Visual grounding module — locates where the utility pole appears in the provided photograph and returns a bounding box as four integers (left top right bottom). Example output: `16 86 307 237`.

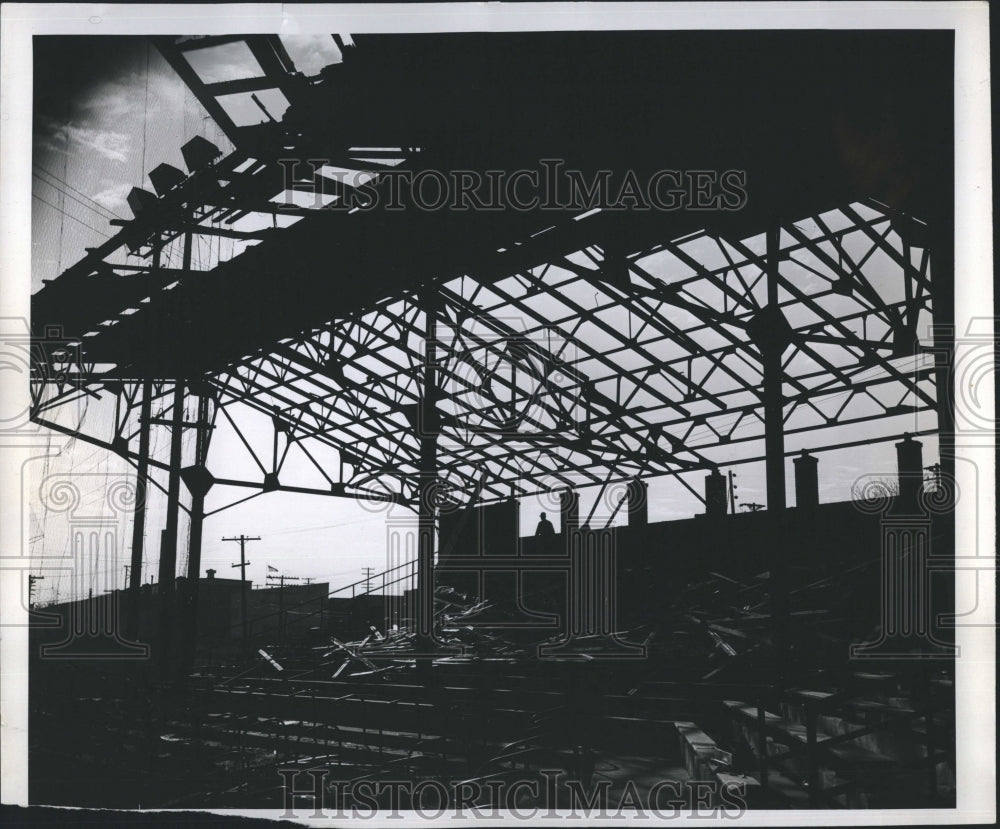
361 567 375 595
123 565 130 592
224 535 260 656
925 462 942 493
266 571 300 641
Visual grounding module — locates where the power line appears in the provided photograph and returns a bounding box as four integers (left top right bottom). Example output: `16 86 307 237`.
141 41 150 180
32 176 120 229
32 164 123 220
255 515 382 537
32 193 107 237
54 146 67 274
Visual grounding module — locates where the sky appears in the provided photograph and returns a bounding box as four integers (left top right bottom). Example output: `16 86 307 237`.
28 34 939 606
32 38 232 289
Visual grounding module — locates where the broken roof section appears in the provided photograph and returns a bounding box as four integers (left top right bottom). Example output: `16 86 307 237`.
161 34 347 140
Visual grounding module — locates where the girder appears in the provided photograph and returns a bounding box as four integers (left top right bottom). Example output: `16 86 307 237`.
32 196 938 508
30 31 946 510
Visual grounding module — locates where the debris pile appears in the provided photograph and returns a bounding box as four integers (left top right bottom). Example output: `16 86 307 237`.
230 553 883 689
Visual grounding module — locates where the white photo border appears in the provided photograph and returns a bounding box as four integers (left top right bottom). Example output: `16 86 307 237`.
1 3 993 825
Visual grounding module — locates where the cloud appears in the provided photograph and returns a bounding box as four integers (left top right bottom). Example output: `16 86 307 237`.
91 182 133 212
38 118 131 163
71 126 131 163
280 34 343 77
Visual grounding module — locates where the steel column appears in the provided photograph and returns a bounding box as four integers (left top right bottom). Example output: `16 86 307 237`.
764 222 789 672
182 391 213 668
157 380 185 675
416 288 440 649
127 377 153 640
764 224 786 514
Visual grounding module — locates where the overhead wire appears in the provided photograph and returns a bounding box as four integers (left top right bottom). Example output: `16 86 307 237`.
55 138 69 273
32 193 108 238
33 174 119 228
141 41 150 180
32 164 123 221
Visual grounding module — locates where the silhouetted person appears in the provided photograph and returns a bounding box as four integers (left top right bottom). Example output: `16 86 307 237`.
535 512 555 538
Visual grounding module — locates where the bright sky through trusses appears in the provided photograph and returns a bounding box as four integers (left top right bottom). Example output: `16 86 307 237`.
29 35 937 606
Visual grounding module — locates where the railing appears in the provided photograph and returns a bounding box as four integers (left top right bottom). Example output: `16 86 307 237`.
728 674 952 808
330 558 417 600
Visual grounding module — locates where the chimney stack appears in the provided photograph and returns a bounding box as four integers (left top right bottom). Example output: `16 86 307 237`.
896 434 924 510
627 479 648 527
559 489 580 534
793 450 819 510
705 469 728 517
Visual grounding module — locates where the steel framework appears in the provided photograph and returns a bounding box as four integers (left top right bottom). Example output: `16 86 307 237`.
30 190 940 509
28 34 951 656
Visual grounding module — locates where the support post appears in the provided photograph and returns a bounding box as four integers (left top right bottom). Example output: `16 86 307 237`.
763 224 787 515
416 287 440 651
128 243 161 641
755 221 791 674
127 378 153 640
157 232 191 676
182 390 214 670
157 380 185 677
